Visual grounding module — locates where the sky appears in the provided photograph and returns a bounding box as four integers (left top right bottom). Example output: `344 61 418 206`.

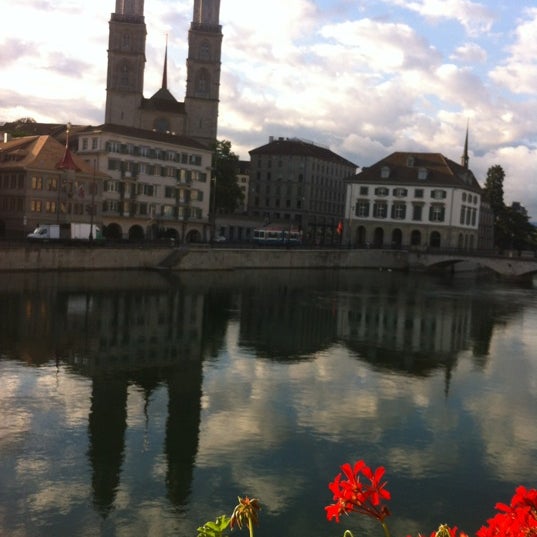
1 0 537 217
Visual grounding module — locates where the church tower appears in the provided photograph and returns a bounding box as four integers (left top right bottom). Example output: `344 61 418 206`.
104 0 147 126
104 0 222 147
184 0 223 146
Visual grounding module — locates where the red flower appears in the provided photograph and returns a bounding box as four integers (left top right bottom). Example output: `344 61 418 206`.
325 460 391 523
477 486 537 537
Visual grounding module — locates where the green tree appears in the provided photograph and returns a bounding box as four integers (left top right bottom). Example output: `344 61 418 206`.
211 140 244 214
482 164 505 216
482 164 537 250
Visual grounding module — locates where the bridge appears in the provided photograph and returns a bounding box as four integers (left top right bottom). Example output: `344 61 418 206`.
408 250 537 278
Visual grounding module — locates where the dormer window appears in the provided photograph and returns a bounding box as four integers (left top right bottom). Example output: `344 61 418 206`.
418 167 428 180
407 155 415 167
380 166 390 179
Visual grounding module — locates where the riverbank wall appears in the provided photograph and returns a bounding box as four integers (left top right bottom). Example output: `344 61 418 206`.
0 244 410 272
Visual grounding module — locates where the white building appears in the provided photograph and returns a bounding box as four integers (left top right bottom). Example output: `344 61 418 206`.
75 124 213 242
344 151 483 250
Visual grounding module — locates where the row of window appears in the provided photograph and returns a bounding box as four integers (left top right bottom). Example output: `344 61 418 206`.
355 200 478 226
357 201 442 222
102 201 203 219
29 200 90 215
358 186 479 204
100 140 204 166
255 156 350 177
107 159 207 182
0 173 25 190
0 196 24 212
103 180 204 202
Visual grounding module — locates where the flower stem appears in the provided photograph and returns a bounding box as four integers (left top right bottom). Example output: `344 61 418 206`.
381 521 392 537
248 517 254 537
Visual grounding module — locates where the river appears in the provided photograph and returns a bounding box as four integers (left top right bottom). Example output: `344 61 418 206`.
0 269 535 537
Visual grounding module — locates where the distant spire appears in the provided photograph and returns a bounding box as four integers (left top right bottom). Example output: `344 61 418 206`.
461 119 469 169
162 34 168 90
56 122 80 171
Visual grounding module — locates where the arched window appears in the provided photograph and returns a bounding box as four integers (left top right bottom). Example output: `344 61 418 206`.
410 230 421 246
430 231 441 248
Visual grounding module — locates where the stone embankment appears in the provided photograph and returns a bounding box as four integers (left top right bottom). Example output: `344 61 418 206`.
0 243 410 272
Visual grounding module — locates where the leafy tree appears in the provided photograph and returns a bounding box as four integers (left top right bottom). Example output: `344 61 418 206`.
482 164 537 250
482 165 505 216
211 140 244 214
496 205 537 251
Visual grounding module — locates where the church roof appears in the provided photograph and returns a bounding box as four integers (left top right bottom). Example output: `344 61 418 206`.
140 89 186 114
353 152 481 191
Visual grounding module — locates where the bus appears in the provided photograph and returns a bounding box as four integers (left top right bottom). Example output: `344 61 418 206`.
252 226 303 246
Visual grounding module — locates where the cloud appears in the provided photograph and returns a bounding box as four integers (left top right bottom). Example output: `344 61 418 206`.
489 7 537 95
0 39 37 68
385 0 495 36
450 42 488 64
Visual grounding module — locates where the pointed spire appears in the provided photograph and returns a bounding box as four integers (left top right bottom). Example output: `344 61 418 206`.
461 119 469 169
56 122 81 172
162 34 168 90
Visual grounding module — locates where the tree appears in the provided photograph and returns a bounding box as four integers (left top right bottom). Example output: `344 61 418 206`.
482 164 537 250
211 140 244 214
482 165 505 216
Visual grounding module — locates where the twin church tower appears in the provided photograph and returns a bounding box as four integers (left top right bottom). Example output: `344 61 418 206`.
104 0 222 147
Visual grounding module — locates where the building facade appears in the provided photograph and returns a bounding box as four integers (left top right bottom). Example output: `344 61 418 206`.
74 124 212 241
0 134 105 238
344 151 484 250
105 0 222 148
248 137 357 245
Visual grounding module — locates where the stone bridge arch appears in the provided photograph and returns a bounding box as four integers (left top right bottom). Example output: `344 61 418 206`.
413 253 537 278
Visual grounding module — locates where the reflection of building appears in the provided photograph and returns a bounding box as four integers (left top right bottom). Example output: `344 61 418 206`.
74 124 212 241
336 275 474 379
345 145 484 250
248 137 357 245
239 280 339 359
0 134 106 238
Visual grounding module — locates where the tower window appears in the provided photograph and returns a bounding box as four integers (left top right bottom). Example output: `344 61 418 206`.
200 41 211 60
119 61 131 88
121 33 131 50
196 68 210 94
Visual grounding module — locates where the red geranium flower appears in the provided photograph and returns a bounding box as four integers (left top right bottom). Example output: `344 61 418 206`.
325 460 391 523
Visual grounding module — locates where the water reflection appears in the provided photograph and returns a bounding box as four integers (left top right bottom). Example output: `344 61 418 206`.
0 269 535 537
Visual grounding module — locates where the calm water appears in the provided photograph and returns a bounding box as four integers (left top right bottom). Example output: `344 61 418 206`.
0 268 536 537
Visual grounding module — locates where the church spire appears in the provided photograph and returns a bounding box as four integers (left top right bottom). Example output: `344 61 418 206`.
162 34 168 90
461 120 469 169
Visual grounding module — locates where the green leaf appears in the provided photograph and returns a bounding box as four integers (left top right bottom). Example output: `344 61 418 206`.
197 515 231 537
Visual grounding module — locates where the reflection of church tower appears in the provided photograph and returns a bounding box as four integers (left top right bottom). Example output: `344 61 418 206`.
165 363 202 506
87 376 128 517
104 0 222 147
184 0 223 145
105 0 147 126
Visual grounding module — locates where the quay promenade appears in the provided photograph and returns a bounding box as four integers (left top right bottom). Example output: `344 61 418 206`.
0 242 536 278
